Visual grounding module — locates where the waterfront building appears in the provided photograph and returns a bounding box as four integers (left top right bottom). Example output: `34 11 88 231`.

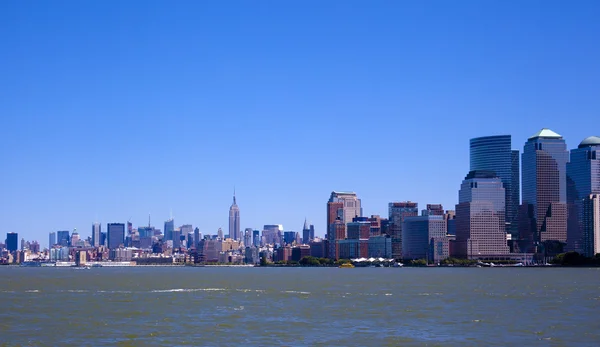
92 223 101 247
583 194 600 257
327 191 361 258
57 230 70 246
455 171 510 258
229 191 241 241
6 232 18 252
49 232 56 248
347 217 371 240
164 218 175 241
470 135 520 238
328 219 346 259
107 223 125 250
567 136 600 253
245 246 259 264
521 129 569 250
309 239 327 258
274 246 292 262
402 215 448 263
367 234 392 258
389 201 419 260
291 245 311 262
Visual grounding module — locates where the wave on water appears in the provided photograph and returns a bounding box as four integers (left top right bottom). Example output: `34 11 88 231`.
25 290 40 293
282 290 311 295
150 288 228 293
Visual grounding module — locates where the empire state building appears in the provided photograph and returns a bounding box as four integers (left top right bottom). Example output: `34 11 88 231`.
229 191 240 241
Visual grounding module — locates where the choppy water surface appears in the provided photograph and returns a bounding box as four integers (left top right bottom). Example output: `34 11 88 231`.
1 267 599 346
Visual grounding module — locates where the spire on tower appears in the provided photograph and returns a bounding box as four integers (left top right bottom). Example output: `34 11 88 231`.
303 217 309 230
233 186 237 205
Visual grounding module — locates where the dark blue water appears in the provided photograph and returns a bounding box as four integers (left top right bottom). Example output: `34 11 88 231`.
0 266 598 346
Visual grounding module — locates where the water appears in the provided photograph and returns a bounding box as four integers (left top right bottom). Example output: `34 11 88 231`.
1 267 599 346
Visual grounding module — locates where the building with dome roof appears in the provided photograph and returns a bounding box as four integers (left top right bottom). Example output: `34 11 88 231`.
567 136 600 255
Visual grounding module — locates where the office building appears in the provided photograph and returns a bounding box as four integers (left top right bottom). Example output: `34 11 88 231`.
57 230 70 247
6 232 18 252
583 194 600 257
164 218 174 241
302 219 313 244
470 135 520 237
291 245 311 262
194 227 201 249
455 171 510 258
229 191 240 241
521 129 569 249
244 228 253 246
347 217 371 240
402 215 448 263
262 225 282 245
422 204 445 216
567 136 600 253
107 223 125 250
49 232 56 248
283 231 297 245
389 202 419 259
92 223 101 247
368 235 392 258
252 230 260 247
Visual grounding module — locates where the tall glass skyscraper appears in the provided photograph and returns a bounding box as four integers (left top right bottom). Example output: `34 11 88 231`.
107 223 125 250
455 171 509 258
567 136 600 253
470 135 520 238
164 218 174 241
521 129 569 246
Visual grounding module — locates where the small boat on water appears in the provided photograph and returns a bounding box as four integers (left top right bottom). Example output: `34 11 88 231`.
339 263 355 268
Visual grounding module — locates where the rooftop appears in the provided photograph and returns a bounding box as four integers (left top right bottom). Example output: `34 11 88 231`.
528 128 562 140
578 136 600 148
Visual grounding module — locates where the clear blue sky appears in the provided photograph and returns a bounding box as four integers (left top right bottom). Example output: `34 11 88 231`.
1 1 599 245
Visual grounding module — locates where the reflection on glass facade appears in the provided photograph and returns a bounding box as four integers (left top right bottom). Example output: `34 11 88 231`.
470 135 520 238
521 129 568 244
567 136 600 253
455 171 509 258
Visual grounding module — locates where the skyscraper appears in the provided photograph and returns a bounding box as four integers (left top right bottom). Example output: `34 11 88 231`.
582 194 600 257
455 171 509 258
521 129 569 249
164 218 175 241
57 230 70 246
229 191 240 241
470 135 520 237
194 227 201 249
107 223 125 250
302 219 313 244
6 232 18 252
327 191 361 258
92 222 101 247
389 202 419 260
49 232 56 248
567 136 600 253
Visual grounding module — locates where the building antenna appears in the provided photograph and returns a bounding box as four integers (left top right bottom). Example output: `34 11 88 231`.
148 213 151 228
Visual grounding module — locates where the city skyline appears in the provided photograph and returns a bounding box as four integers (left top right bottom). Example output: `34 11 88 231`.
2 1 599 243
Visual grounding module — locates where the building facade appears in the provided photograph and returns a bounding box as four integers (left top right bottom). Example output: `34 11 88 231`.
389 202 419 260
567 136 600 253
92 223 101 247
229 192 240 241
164 219 174 241
402 215 448 263
470 135 520 238
5 232 18 252
49 232 56 248
583 194 600 257
107 223 125 250
521 129 569 249
455 171 510 258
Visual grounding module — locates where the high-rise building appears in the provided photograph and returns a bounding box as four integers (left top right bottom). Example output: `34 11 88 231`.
244 228 253 246
49 232 56 248
521 129 569 249
422 204 445 216
283 231 297 245
582 194 600 257
164 218 175 241
470 135 520 238
194 227 201 249
107 223 125 250
217 227 224 240
326 192 361 259
173 228 182 249
6 232 18 252
229 191 240 241
252 230 260 247
567 136 600 253
92 223 101 247
455 171 510 258
402 215 448 263
302 219 313 244
389 202 419 260
57 230 70 247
